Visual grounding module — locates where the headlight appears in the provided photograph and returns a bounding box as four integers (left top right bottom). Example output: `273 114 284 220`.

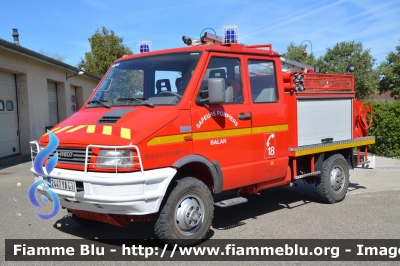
96 150 133 168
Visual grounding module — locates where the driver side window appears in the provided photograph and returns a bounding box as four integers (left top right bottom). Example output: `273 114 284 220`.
200 57 243 104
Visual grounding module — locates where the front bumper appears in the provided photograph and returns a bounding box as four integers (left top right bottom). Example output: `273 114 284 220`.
31 167 177 215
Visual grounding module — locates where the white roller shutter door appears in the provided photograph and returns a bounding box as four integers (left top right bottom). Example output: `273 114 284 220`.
0 70 20 158
297 99 352 146
47 81 58 126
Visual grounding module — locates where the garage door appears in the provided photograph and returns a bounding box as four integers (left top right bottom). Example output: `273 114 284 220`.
0 70 20 158
48 81 59 126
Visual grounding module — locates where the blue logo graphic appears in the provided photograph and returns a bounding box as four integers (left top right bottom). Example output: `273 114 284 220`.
33 130 59 176
29 130 60 220
28 180 60 220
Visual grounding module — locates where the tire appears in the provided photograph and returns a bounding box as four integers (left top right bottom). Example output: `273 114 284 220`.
68 210 100 226
155 177 214 246
316 154 349 204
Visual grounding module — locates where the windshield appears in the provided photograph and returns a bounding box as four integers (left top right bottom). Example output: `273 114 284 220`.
87 52 202 108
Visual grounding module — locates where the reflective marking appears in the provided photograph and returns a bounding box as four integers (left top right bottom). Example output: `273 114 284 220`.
86 125 96 133
53 126 73 133
66 125 87 132
103 125 112 135
193 128 251 140
252 124 288 134
294 139 375 156
42 125 133 140
147 124 289 146
120 128 131 139
148 134 191 146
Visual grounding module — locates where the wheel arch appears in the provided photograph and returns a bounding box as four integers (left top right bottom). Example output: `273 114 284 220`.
314 148 354 172
172 155 223 194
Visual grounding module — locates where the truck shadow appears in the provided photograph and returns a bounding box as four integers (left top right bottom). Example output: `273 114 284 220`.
53 186 322 243
347 182 367 192
212 187 317 230
53 214 159 240
0 156 30 170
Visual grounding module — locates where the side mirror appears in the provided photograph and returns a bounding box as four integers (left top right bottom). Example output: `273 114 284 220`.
208 78 225 104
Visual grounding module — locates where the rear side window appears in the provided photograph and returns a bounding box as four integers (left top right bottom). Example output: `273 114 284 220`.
0 100 4 111
248 60 278 103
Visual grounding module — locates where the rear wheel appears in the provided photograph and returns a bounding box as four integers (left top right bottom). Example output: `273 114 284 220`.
316 154 349 203
155 177 214 246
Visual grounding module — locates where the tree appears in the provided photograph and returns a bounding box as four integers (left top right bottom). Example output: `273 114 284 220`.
281 42 316 66
317 41 378 100
378 41 400 100
80 27 132 76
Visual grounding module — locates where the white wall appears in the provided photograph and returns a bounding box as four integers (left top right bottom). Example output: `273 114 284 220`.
0 48 99 155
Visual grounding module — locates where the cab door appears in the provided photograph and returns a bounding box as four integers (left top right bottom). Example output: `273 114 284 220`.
191 54 253 190
244 56 289 184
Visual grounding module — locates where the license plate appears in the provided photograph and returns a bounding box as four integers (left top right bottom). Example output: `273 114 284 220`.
51 178 76 192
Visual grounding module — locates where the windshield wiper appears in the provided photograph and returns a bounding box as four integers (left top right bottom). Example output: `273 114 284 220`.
87 100 111 108
117 97 155 108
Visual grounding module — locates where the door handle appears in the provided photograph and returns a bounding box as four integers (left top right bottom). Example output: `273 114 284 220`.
238 113 252 120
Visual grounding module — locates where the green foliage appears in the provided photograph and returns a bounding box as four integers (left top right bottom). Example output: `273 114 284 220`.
80 27 132 76
282 41 400 156
316 41 378 100
282 41 378 100
378 41 400 99
368 101 400 157
281 42 316 66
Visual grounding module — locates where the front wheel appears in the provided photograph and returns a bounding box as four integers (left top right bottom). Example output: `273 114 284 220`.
155 177 214 246
316 154 349 203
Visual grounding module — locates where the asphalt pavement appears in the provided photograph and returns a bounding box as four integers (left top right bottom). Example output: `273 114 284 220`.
0 155 399 265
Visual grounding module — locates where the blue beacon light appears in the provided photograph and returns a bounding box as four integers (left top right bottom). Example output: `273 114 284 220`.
138 41 152 53
223 25 239 44
140 44 150 53
225 29 236 43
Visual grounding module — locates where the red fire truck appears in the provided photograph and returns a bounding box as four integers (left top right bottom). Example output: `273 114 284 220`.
30 29 375 245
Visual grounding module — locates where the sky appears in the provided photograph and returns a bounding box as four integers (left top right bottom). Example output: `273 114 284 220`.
0 0 399 68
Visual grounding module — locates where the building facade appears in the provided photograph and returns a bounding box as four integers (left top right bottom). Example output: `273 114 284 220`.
0 38 101 159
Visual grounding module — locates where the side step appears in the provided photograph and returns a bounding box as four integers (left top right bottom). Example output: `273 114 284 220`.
214 197 248 208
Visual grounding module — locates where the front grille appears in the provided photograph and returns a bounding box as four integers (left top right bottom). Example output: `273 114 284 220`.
97 116 120 124
50 147 92 165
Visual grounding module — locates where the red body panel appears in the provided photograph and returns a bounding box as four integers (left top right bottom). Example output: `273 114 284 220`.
38 43 364 196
